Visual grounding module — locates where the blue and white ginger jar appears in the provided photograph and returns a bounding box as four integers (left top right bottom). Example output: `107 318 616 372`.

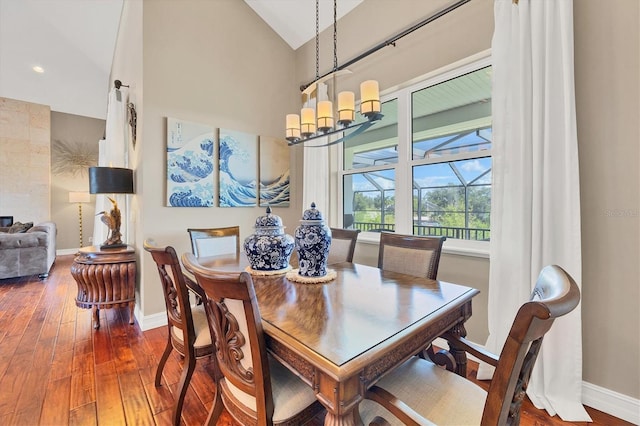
244 206 294 271
294 202 332 277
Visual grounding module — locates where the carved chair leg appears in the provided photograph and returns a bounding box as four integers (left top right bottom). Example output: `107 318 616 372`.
206 382 225 426
173 355 196 426
155 338 173 387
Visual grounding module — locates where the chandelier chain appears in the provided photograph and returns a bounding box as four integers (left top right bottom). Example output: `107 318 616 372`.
315 0 319 79
333 0 338 71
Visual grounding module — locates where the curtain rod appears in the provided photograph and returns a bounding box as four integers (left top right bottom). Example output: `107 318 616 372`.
300 0 471 92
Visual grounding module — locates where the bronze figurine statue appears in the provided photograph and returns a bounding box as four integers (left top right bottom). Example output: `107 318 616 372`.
97 197 125 248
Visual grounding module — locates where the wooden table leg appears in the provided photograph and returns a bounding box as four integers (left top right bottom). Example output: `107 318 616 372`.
128 301 135 325
92 306 100 329
324 410 359 426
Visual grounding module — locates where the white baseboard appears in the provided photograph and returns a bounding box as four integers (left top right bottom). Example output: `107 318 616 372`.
432 338 639 424
137 310 167 331
57 248 78 256
582 381 640 425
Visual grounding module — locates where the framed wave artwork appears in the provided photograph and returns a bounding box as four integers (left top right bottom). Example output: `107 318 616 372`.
259 136 290 207
166 118 215 207
218 128 258 207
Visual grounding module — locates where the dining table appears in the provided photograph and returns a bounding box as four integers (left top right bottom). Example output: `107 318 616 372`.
184 253 480 426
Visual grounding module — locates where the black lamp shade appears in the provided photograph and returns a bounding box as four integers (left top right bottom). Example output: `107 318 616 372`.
89 167 134 194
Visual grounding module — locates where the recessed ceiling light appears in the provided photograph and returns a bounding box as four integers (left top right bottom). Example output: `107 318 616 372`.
32 66 44 73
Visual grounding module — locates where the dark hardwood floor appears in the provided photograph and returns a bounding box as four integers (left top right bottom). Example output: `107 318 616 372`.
0 254 632 425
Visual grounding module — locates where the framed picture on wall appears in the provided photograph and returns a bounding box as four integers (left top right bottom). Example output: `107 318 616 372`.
166 118 215 207
259 136 290 207
218 128 258 207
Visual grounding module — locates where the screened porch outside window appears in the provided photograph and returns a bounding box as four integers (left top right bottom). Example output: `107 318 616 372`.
341 63 492 241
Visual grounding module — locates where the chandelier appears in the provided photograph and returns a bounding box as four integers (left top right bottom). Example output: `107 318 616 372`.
285 0 383 147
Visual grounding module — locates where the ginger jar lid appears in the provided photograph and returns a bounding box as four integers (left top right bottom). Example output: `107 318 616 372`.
301 202 324 221
254 206 284 228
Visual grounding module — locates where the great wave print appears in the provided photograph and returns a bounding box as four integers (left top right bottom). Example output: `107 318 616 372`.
166 118 215 207
219 129 258 207
259 136 290 207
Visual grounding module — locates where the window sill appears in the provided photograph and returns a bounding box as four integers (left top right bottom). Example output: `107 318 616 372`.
356 232 490 259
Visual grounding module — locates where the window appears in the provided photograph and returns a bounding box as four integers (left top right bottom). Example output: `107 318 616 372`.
340 58 492 242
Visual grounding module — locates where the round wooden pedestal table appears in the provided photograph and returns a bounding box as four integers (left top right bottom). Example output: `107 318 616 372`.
70 245 136 329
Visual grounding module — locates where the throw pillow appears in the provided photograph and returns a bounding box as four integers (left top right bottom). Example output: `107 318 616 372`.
8 221 34 233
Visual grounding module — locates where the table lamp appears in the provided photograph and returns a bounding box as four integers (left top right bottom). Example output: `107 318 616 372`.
69 191 91 248
89 167 134 249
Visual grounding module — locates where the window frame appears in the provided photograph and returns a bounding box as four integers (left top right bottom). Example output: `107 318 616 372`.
332 51 492 258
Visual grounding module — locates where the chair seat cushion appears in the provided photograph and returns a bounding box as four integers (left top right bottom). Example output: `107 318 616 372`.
171 304 212 348
223 355 320 422
270 355 320 423
359 357 487 426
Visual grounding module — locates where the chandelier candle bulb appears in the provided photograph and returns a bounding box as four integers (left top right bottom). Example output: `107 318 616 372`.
282 0 384 146
300 107 316 137
360 80 381 116
286 114 301 141
338 91 355 125
317 100 334 132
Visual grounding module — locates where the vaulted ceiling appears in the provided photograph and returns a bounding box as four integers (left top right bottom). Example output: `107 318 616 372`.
0 0 362 120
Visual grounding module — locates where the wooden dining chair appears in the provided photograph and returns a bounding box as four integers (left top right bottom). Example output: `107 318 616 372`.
182 253 325 426
143 240 216 426
377 232 446 280
378 232 446 358
359 265 582 426
327 227 361 264
187 225 240 258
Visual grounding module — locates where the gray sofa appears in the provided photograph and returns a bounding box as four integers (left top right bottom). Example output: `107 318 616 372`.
0 222 57 280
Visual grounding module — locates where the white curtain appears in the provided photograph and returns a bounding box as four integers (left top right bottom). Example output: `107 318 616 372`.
93 87 130 246
481 0 591 421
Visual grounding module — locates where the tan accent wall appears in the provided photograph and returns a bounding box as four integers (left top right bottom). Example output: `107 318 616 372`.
123 0 300 317
115 0 638 402
49 111 104 251
295 0 494 99
575 0 639 399
0 97 50 224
